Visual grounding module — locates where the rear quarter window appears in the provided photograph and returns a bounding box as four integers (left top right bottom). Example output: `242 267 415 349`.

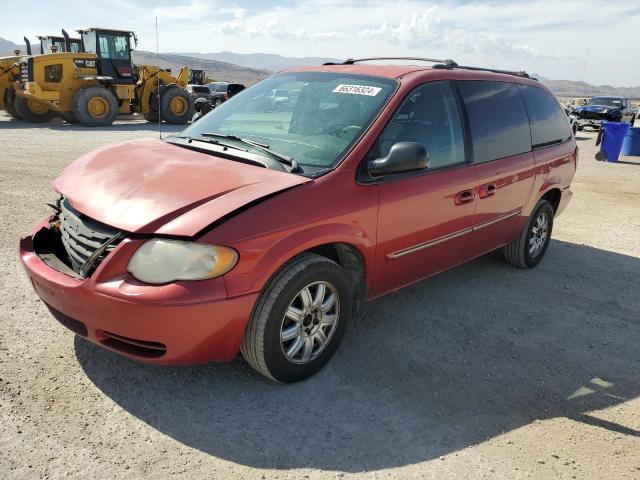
519 85 572 148
456 80 531 163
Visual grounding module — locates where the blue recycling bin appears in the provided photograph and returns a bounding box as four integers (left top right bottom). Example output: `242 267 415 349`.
596 122 630 162
621 127 640 156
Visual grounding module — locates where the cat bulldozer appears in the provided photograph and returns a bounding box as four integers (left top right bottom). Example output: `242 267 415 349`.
188 69 214 85
13 28 193 126
0 50 22 119
1 31 83 121
37 29 82 55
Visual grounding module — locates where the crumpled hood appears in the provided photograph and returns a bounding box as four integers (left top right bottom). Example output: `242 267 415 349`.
53 138 310 236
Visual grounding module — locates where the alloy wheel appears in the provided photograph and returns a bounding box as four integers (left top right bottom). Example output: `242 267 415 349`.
280 281 340 364
529 212 549 257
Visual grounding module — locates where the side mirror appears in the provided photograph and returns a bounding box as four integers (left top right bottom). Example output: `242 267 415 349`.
367 142 429 176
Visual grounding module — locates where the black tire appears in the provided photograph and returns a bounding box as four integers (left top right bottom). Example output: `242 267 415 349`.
213 97 222 107
572 123 577 135
504 200 554 269
143 110 159 122
576 125 583 131
159 88 193 125
630 116 636 126
13 96 56 123
241 253 353 383
4 89 22 119
72 86 118 127
62 111 78 124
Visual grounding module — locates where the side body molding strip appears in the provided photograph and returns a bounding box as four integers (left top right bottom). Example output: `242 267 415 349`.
387 209 521 259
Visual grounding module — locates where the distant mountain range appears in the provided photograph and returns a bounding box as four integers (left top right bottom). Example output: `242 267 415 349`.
0 37 41 55
2 37 639 97
132 51 269 86
173 51 340 73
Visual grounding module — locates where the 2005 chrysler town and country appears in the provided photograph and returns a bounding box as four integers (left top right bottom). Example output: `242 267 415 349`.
20 58 577 382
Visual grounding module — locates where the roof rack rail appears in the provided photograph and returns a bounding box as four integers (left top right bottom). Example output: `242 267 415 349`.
323 56 536 81
448 64 534 80
323 56 459 68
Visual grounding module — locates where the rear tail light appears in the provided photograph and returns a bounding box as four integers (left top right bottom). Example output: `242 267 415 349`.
224 92 229 100
116 66 132 77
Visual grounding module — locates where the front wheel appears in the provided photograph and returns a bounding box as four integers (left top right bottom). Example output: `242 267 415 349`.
241 253 352 383
159 88 193 125
13 96 56 123
504 200 554 269
4 89 22 119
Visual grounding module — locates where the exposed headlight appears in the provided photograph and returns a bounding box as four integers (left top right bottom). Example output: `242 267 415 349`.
127 239 238 284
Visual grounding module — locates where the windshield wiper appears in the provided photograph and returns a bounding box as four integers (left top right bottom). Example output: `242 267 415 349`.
201 132 300 171
174 135 248 152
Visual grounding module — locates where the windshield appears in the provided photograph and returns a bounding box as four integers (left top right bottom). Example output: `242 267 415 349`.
181 72 397 171
94 32 130 60
191 86 210 93
588 97 622 107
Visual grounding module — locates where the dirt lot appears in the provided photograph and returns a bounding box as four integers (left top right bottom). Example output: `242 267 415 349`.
1 113 639 479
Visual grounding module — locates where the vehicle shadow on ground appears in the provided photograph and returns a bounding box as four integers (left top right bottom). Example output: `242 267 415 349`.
0 117 185 133
75 240 640 472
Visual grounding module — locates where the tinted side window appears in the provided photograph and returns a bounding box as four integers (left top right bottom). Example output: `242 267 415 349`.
216 84 227 92
520 84 572 148
457 81 531 163
376 81 466 169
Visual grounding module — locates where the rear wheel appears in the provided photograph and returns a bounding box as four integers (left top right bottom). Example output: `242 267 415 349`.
504 200 554 269
630 116 636 126
13 96 56 123
72 86 118 127
159 88 192 124
241 253 352 383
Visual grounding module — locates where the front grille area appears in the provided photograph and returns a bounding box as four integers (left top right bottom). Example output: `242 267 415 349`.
59 198 123 277
578 111 604 120
20 58 33 83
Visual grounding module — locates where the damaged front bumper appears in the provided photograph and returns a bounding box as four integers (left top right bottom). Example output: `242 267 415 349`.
19 218 257 364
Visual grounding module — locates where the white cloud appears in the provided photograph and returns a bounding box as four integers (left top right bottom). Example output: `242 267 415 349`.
153 0 214 20
360 7 443 48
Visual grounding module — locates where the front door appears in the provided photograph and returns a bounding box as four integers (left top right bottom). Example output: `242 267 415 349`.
96 31 134 84
370 80 478 296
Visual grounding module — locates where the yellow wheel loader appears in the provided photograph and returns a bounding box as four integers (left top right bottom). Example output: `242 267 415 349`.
13 28 193 127
0 51 22 119
1 31 84 121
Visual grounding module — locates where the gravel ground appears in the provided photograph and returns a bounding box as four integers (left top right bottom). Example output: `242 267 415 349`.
1 113 639 479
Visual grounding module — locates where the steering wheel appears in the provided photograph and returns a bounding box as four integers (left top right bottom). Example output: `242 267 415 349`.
338 125 362 138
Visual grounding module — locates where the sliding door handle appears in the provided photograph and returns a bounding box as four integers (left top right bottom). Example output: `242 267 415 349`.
479 183 496 199
454 189 475 205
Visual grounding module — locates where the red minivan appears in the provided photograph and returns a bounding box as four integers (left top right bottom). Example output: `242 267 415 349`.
20 58 577 382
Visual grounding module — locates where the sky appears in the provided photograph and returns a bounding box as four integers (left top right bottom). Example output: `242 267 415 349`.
1 0 639 86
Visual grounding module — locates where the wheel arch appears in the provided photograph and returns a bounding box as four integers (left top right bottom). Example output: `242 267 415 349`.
541 187 562 214
222 225 375 312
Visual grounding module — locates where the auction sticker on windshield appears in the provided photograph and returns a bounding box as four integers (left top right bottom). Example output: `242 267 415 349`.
333 84 382 96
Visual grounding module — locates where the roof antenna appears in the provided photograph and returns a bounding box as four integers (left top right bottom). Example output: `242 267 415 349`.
155 16 162 140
